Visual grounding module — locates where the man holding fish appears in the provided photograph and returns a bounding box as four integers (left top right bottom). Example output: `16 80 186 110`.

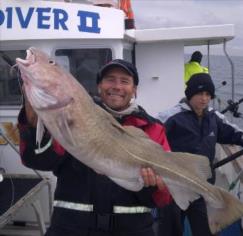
17 57 172 236
17 48 243 236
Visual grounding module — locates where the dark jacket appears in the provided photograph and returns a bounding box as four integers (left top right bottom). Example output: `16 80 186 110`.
158 101 243 183
17 104 172 234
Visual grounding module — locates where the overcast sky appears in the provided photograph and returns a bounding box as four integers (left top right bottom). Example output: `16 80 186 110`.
131 0 243 56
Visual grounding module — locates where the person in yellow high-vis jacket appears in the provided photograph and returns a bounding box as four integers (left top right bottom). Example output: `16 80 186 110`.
184 51 209 85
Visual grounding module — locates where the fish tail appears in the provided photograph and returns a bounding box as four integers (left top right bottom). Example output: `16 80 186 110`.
206 187 243 234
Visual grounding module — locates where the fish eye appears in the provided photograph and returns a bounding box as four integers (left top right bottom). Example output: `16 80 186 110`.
49 60 56 65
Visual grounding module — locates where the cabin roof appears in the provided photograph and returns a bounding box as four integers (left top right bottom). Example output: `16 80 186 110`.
125 24 234 45
0 0 234 46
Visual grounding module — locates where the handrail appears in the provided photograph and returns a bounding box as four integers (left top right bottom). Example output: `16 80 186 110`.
213 149 243 169
207 41 211 72
223 39 235 102
0 128 53 219
217 145 243 191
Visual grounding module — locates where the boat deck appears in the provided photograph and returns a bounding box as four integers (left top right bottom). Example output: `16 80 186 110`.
0 175 51 236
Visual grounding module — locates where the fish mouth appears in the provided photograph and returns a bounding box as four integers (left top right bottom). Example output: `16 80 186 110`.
16 48 35 67
16 48 36 84
16 47 74 111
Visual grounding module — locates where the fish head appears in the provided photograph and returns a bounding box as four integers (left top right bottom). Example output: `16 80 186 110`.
16 47 73 111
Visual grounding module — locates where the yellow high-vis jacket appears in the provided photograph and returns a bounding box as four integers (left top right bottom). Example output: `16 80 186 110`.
184 61 208 85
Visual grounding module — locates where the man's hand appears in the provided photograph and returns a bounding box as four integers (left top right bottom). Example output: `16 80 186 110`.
22 85 38 127
141 167 166 190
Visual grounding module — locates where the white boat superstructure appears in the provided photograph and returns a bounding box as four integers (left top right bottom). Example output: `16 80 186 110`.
0 1 241 235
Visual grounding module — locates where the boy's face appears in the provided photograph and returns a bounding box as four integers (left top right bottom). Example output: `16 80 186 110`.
189 91 211 115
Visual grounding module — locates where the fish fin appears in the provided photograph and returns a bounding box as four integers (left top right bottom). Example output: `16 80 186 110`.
109 176 144 191
164 151 212 181
56 110 77 147
206 188 243 234
31 87 58 109
164 179 201 210
30 86 73 110
36 117 45 149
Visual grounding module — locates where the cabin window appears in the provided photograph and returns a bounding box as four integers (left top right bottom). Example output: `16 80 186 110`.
0 50 24 106
0 48 112 106
55 48 112 97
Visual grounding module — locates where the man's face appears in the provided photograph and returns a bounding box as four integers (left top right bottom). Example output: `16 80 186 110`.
189 91 211 115
98 67 137 111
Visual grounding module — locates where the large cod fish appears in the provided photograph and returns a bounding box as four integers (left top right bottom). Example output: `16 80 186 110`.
16 48 243 234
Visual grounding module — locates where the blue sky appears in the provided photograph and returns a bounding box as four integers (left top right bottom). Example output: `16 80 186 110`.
131 0 243 56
